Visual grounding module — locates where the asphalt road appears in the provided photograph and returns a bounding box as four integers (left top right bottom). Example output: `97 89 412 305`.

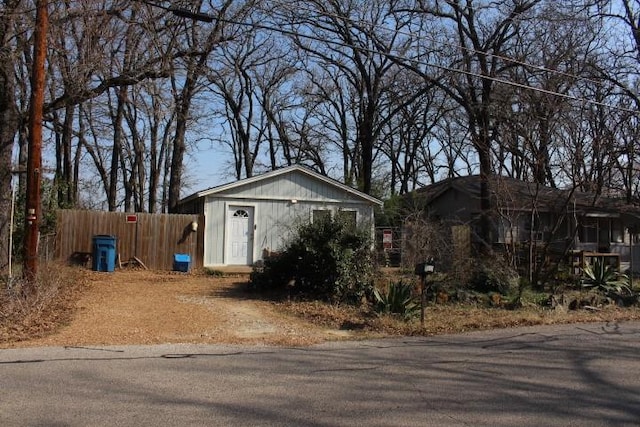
1 321 639 426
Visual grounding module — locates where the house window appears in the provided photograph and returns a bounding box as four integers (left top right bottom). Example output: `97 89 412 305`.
524 216 538 241
598 219 610 245
497 217 516 244
524 213 553 242
312 209 331 223
579 219 598 243
579 217 623 244
337 210 357 228
611 220 623 243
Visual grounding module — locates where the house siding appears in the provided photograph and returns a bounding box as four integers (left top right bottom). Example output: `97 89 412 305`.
203 196 373 267
203 198 226 266
191 168 378 267
212 170 367 203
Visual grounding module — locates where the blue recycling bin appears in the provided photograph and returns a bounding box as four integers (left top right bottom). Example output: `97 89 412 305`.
173 253 191 272
92 235 117 272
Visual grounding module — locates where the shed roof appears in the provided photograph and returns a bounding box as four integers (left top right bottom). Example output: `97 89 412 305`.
178 164 383 206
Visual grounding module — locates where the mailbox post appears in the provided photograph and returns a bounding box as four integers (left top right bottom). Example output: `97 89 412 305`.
415 258 435 327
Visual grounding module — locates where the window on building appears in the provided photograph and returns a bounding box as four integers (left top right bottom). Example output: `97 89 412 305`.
337 210 357 228
497 217 515 244
598 219 610 245
579 219 598 243
233 209 249 218
524 213 554 241
579 217 624 244
611 220 623 243
312 209 331 223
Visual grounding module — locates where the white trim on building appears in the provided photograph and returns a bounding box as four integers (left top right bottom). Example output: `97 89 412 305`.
178 165 382 267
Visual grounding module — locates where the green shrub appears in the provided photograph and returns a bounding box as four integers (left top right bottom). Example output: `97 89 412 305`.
250 216 375 304
373 281 419 320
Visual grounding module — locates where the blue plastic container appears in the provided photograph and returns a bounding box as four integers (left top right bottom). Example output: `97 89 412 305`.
173 253 191 272
92 235 117 272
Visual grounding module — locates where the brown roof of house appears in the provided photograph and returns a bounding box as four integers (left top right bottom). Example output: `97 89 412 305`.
413 175 640 216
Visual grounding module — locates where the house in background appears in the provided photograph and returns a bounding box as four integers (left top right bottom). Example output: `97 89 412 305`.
177 165 382 268
406 175 640 271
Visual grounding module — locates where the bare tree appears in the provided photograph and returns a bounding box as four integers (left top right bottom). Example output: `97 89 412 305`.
46 0 121 208
0 0 23 270
431 111 476 179
496 2 602 187
578 85 620 197
27 0 184 215
591 0 640 201
378 72 451 194
123 79 176 213
271 0 415 193
253 46 305 170
205 23 270 179
610 100 640 203
167 0 256 212
299 66 359 185
398 0 542 248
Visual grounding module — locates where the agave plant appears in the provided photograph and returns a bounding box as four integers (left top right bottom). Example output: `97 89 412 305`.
373 281 420 320
581 258 632 296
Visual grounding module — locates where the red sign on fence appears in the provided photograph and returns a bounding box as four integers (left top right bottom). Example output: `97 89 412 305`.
383 229 393 249
126 214 138 223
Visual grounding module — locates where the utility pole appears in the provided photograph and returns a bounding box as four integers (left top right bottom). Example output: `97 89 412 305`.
20 1 208 281
23 0 48 282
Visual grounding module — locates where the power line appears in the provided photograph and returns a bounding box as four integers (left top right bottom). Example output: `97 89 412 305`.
264 0 611 90
136 0 213 22
39 0 639 116
172 2 639 116
45 0 621 100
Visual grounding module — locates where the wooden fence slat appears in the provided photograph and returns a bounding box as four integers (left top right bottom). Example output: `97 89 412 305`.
55 210 204 271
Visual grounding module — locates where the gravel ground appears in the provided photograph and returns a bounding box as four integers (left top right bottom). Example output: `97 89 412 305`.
3 269 345 348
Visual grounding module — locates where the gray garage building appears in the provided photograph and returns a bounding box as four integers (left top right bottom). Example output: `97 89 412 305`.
176 165 382 268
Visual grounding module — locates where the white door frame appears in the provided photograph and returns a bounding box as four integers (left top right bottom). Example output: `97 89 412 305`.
223 203 256 265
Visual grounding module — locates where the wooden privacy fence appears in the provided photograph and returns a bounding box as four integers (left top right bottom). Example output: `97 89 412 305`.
55 210 205 271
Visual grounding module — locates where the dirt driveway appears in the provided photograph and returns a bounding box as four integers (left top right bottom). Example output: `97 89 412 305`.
16 270 348 348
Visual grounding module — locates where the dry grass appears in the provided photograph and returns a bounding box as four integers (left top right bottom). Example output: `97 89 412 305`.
2 264 640 347
0 264 88 343
276 300 640 338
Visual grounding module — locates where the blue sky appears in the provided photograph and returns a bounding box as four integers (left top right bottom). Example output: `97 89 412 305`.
184 143 235 193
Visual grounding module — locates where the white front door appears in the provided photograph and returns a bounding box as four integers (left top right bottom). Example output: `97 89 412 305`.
227 206 254 265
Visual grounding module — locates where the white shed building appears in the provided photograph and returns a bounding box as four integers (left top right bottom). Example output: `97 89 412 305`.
177 165 383 267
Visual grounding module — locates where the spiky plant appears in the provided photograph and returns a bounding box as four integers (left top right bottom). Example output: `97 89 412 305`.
581 258 632 296
373 281 420 320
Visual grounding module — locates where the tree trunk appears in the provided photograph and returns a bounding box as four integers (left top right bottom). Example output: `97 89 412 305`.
168 87 190 213
53 103 75 208
108 87 126 211
0 0 21 271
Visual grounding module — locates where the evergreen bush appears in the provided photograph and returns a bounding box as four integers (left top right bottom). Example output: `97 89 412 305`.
250 216 375 304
